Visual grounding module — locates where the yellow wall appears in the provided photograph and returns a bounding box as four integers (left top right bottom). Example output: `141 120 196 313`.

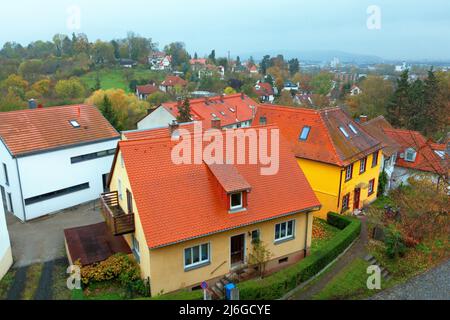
148 212 312 295
297 152 381 218
110 150 315 296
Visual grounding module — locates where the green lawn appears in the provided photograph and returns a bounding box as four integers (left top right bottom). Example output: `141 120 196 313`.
311 218 341 254
0 269 15 299
80 67 167 92
22 263 44 300
312 258 383 300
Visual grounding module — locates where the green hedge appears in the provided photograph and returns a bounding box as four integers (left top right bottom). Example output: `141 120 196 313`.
237 212 361 300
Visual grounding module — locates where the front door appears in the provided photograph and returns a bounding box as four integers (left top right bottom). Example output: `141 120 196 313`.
230 234 245 266
353 188 361 210
0 186 7 213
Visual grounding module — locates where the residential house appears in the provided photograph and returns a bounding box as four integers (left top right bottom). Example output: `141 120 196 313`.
361 116 401 193
190 58 208 72
198 64 225 80
98 125 320 295
254 82 275 103
282 81 299 92
119 59 137 68
350 85 362 96
136 93 259 131
136 84 160 100
254 105 383 218
0 195 13 280
293 94 314 108
249 65 259 75
383 129 447 188
0 105 120 221
149 52 172 71
159 75 188 94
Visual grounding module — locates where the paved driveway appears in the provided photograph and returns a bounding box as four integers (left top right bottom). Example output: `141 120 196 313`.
6 201 103 267
371 259 450 300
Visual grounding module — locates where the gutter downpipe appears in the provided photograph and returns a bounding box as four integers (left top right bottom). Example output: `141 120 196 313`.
337 168 345 213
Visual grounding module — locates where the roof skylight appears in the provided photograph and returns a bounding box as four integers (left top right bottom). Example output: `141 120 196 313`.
348 123 358 134
339 126 349 138
69 120 81 128
299 126 311 141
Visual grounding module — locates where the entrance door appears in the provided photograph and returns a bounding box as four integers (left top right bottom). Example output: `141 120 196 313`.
230 234 245 266
0 186 7 213
353 188 361 210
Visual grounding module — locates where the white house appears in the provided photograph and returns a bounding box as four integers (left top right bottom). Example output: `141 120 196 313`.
0 195 13 280
350 85 362 96
0 105 120 221
149 52 172 71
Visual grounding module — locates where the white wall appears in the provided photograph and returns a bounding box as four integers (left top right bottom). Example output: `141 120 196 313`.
0 195 13 280
14 139 118 221
391 166 440 189
137 106 176 130
0 140 21 219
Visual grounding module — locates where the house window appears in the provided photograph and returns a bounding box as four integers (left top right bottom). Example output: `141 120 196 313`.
348 123 358 134
132 234 140 263
405 149 416 162
275 220 295 242
118 179 123 201
71 149 116 164
230 192 243 211
345 164 353 181
251 230 260 244
24 183 90 206
299 126 311 141
2 163 9 186
7 193 13 213
372 151 379 167
368 179 375 196
184 243 210 270
360 157 367 174
342 193 350 211
339 127 350 139
259 116 267 126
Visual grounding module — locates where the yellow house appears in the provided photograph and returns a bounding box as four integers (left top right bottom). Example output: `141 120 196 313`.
101 125 321 296
254 105 383 219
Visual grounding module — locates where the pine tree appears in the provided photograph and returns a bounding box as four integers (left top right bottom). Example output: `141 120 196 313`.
423 68 446 137
177 98 192 123
406 79 425 131
387 70 410 128
100 95 120 130
94 72 101 91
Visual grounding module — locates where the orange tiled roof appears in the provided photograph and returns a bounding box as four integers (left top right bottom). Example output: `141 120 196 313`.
362 116 400 157
383 128 446 175
163 94 258 129
0 105 119 157
254 104 382 167
123 123 196 140
115 126 320 248
161 75 188 87
136 84 159 95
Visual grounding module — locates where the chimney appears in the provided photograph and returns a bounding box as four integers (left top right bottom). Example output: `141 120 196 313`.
241 92 245 100
28 99 37 109
205 97 210 105
169 120 180 137
211 117 221 130
359 115 368 123
220 94 225 102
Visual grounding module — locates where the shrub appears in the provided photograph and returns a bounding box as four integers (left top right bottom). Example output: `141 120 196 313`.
238 213 361 300
385 225 406 259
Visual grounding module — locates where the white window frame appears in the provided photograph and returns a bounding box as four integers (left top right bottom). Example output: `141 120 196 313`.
345 164 353 181
360 157 367 173
274 220 295 243
184 243 210 270
230 192 243 211
368 179 375 195
405 148 416 162
339 126 350 138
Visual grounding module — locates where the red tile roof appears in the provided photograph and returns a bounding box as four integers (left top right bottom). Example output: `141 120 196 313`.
206 163 252 194
254 105 382 167
254 82 274 97
136 84 159 95
161 75 188 87
190 58 208 65
362 116 400 157
123 123 196 140
162 94 259 129
114 126 320 248
383 128 446 175
0 105 119 156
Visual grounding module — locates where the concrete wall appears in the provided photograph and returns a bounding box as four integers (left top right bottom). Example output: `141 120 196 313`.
12 139 119 221
0 195 13 280
137 106 176 130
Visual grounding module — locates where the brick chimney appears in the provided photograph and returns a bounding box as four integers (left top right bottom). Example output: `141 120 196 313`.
169 120 180 136
241 92 245 100
211 117 221 130
28 99 37 109
220 94 225 102
360 115 368 123
205 97 210 105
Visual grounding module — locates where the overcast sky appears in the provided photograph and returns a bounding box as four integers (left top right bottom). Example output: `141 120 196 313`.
1 0 449 61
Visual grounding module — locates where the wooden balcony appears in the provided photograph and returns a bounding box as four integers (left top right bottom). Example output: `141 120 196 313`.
100 191 135 236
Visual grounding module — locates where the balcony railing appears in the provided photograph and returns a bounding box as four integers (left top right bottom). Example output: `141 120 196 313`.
100 191 135 236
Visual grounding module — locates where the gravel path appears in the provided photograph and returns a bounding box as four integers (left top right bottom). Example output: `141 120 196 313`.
371 259 450 300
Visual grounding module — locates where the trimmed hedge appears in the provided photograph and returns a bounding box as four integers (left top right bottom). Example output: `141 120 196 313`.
237 213 361 300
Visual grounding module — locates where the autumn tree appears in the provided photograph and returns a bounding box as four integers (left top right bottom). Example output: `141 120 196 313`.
99 95 120 130
55 78 86 100
386 70 410 128
177 98 192 123
310 72 333 95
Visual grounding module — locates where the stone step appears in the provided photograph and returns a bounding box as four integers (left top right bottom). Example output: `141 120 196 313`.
211 285 224 299
216 281 224 292
220 278 230 287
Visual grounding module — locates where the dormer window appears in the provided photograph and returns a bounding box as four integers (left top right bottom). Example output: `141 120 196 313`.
339 126 349 139
69 120 80 128
405 148 417 162
299 126 311 141
260 116 267 126
230 192 243 211
348 123 358 134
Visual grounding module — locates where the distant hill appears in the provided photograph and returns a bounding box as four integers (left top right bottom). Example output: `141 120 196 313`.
238 50 385 64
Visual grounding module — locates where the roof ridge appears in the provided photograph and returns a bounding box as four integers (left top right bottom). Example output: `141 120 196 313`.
0 104 92 115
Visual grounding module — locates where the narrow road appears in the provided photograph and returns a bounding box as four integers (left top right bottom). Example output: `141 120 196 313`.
289 216 368 300
371 259 450 300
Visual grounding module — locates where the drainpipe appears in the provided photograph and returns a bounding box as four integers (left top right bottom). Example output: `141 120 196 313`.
304 212 310 257
336 168 344 212
15 158 27 222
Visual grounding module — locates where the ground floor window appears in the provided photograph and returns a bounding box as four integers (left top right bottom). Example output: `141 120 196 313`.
184 243 210 270
368 179 375 196
251 229 260 244
342 193 350 211
24 182 90 205
275 220 295 242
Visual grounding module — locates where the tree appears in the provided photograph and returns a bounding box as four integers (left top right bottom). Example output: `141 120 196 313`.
277 90 295 106
177 98 192 123
31 79 51 97
387 70 410 128
146 91 171 107
208 49 216 64
1 74 29 98
94 72 102 91
99 95 120 130
164 42 190 69
288 58 300 76
55 78 86 100
224 87 237 95
0 88 27 112
248 240 273 278
194 52 198 60
18 59 43 82
310 72 333 95
92 40 115 65
422 68 447 137
260 55 271 75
